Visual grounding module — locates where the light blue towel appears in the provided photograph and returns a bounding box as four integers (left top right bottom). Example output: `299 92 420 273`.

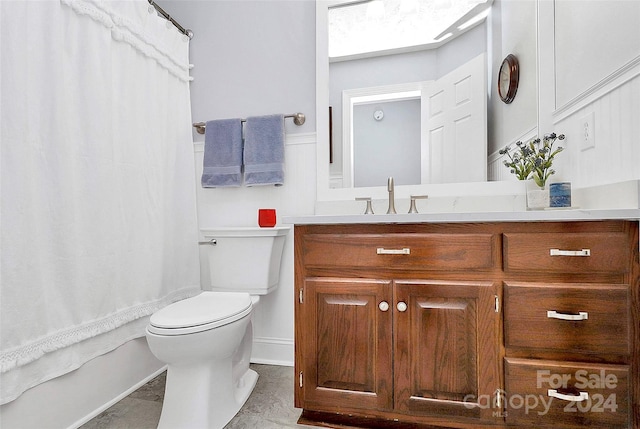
201 118 243 187
243 114 285 186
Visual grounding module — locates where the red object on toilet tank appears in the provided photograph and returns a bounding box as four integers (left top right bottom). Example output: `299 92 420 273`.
258 209 276 227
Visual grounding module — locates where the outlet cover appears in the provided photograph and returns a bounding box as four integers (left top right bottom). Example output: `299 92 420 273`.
579 112 595 151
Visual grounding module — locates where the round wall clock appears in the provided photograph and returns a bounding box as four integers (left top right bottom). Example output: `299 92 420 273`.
498 54 519 104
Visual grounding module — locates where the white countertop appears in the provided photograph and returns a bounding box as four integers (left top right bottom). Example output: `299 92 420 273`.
283 209 640 225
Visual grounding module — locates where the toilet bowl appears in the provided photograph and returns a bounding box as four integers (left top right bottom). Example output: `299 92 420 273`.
145 226 289 429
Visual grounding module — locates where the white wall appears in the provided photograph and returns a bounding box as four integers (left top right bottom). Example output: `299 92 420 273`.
353 99 421 187
487 0 538 158
553 0 640 108
164 0 317 365
176 0 316 134
488 0 640 188
539 0 640 188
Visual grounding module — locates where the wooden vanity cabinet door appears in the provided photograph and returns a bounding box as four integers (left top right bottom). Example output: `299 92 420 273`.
300 277 394 412
394 280 501 421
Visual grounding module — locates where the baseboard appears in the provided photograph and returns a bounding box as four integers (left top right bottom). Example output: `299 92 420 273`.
251 336 294 367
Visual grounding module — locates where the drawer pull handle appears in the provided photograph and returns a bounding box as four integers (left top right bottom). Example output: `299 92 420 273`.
550 248 590 257
379 301 390 312
547 310 588 321
547 389 589 402
377 247 410 255
397 301 408 312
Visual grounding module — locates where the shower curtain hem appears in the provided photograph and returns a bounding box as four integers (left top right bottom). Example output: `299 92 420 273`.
0 286 200 374
0 286 200 405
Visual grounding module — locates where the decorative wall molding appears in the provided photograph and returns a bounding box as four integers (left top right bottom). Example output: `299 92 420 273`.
284 132 317 146
554 55 640 123
487 126 538 182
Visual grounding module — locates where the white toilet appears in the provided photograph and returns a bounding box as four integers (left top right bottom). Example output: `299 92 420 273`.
145 226 289 429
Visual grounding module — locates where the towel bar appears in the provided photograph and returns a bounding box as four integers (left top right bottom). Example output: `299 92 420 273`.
193 113 305 134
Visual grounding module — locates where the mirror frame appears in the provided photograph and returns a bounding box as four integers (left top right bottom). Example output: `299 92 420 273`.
316 0 332 201
315 0 523 204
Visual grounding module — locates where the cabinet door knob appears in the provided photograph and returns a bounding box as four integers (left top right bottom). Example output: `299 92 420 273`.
397 301 408 312
378 301 389 312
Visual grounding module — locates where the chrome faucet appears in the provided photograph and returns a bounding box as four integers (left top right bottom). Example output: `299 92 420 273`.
387 177 396 214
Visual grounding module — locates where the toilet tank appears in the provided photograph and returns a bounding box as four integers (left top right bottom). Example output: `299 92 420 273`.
199 227 289 295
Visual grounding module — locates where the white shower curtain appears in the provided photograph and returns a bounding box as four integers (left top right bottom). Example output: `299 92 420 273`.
0 0 200 404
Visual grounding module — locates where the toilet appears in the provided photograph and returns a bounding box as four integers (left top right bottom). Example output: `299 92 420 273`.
145 226 289 429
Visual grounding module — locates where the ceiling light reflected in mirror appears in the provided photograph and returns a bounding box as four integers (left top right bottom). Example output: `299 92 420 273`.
328 0 489 58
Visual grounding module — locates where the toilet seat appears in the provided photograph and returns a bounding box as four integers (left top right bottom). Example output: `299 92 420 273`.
147 291 252 336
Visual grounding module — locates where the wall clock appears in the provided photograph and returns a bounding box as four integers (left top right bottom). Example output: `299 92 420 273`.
498 54 519 104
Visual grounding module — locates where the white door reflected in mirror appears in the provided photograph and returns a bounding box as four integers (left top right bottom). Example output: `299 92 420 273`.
341 54 487 188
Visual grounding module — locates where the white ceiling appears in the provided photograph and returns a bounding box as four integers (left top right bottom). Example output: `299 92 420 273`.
329 0 488 58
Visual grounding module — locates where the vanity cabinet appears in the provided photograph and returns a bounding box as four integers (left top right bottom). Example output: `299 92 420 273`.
294 223 503 427
294 221 639 429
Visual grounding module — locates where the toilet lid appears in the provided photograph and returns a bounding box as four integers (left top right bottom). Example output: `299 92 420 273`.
149 292 252 333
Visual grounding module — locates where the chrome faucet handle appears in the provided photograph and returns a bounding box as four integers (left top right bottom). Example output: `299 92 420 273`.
387 177 396 214
355 197 374 214
408 195 429 213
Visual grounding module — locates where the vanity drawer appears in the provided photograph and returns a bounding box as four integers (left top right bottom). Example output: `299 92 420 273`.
504 358 630 428
503 231 630 274
504 282 629 355
300 233 496 271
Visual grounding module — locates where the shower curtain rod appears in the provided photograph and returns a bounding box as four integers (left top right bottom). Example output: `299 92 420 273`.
192 113 306 135
148 0 193 39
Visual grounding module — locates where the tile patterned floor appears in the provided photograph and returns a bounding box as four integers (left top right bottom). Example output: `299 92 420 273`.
81 364 315 429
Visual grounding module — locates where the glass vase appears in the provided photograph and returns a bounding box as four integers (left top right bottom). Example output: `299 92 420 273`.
526 180 549 210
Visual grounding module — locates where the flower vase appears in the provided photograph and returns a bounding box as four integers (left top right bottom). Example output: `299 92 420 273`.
525 180 549 210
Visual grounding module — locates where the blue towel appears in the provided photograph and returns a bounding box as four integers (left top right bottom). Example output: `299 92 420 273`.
243 114 285 186
201 118 243 187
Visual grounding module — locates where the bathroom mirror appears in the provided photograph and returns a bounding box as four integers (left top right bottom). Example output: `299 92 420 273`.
317 0 640 203
316 1 516 200
322 0 494 191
